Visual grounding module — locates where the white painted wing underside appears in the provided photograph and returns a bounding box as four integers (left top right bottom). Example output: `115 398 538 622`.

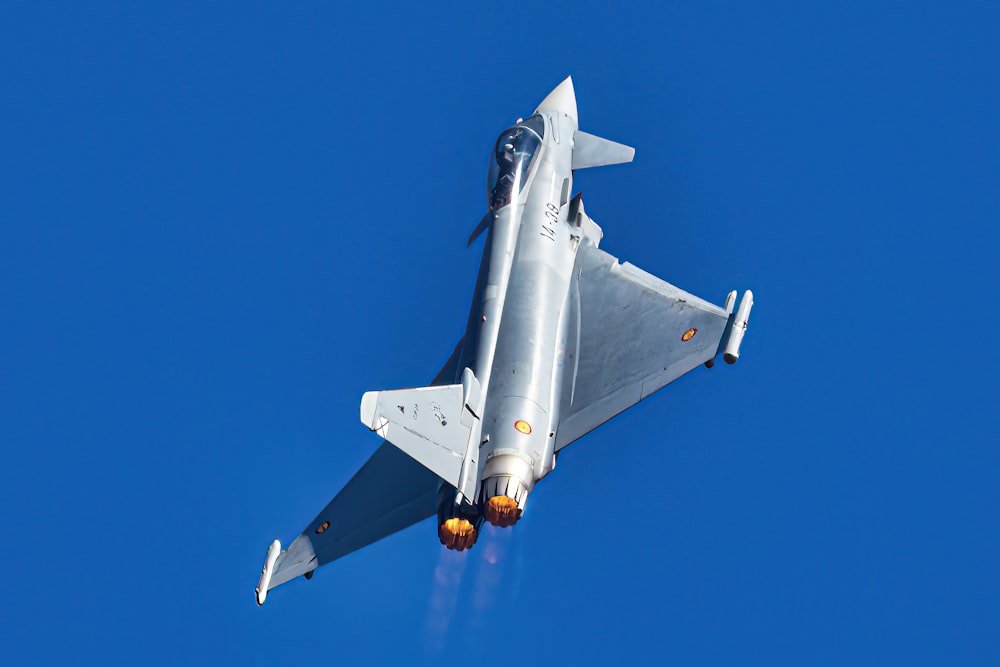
556 244 730 450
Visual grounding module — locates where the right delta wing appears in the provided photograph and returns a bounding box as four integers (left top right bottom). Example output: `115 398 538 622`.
556 243 739 450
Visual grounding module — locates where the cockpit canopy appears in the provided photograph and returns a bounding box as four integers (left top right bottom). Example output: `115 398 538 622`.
487 115 545 211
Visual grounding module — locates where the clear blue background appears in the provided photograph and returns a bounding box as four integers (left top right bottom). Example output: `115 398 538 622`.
3 2 998 664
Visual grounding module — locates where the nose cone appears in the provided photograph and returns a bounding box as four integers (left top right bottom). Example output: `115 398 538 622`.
535 75 578 122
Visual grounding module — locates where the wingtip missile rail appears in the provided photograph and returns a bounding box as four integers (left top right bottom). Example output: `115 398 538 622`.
722 290 754 364
255 539 281 606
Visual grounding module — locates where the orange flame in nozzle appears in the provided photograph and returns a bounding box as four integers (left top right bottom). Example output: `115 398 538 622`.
484 496 522 528
438 517 478 551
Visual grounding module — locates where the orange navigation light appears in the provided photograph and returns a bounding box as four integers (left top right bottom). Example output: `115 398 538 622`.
514 420 532 435
314 521 330 534
681 328 697 342
438 517 478 551
484 496 522 527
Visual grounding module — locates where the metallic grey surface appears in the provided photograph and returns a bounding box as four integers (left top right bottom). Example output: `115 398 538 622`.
555 244 733 450
258 76 753 600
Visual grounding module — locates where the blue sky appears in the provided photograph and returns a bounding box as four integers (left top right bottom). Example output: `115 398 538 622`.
2 2 998 664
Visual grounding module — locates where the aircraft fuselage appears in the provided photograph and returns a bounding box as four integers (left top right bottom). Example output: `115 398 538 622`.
256 78 753 602
446 102 587 533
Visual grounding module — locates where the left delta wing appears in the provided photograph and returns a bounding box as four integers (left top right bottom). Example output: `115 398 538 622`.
258 341 466 602
556 243 743 450
263 441 442 595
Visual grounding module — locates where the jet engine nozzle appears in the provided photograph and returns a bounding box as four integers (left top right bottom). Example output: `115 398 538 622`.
484 495 522 527
438 517 479 551
436 484 482 551
480 453 533 527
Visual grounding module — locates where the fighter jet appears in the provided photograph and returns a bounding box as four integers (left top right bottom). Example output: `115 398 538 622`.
255 77 753 604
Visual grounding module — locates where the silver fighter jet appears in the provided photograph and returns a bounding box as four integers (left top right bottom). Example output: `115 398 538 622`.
256 77 753 604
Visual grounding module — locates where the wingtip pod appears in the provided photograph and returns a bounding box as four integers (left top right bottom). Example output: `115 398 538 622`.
723 290 754 364
255 539 282 606
724 290 738 314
